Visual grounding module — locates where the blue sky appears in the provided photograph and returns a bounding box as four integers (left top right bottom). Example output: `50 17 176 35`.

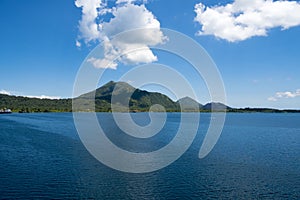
0 0 300 109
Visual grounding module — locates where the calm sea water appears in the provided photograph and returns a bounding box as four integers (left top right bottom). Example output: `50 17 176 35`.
0 113 299 199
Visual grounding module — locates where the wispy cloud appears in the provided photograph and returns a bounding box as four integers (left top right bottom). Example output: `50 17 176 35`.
0 89 60 99
268 89 300 101
194 0 300 42
0 89 11 95
75 40 81 48
267 96 278 102
116 0 148 4
75 0 166 69
25 95 61 100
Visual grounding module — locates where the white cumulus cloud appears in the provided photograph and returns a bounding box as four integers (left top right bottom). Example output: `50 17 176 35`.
194 0 300 42
87 56 118 69
268 89 300 101
75 0 165 69
75 0 105 43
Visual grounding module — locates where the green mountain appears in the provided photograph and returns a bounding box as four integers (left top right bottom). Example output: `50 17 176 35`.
1 81 299 113
75 81 179 112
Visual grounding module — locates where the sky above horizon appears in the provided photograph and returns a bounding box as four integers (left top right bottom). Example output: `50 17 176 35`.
0 0 300 109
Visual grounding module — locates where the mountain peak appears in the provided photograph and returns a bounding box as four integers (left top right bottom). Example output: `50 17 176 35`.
177 96 199 103
202 102 231 111
177 96 202 111
77 81 178 112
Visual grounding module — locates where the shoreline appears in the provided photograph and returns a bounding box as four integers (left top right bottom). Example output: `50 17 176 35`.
7 110 300 114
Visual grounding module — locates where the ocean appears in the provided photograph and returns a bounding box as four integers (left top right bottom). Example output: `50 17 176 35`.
0 113 299 199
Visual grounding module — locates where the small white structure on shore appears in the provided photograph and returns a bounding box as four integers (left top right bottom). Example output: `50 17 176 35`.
0 108 12 113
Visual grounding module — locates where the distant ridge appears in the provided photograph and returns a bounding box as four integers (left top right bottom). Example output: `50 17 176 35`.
0 81 299 113
202 102 231 111
177 96 202 112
